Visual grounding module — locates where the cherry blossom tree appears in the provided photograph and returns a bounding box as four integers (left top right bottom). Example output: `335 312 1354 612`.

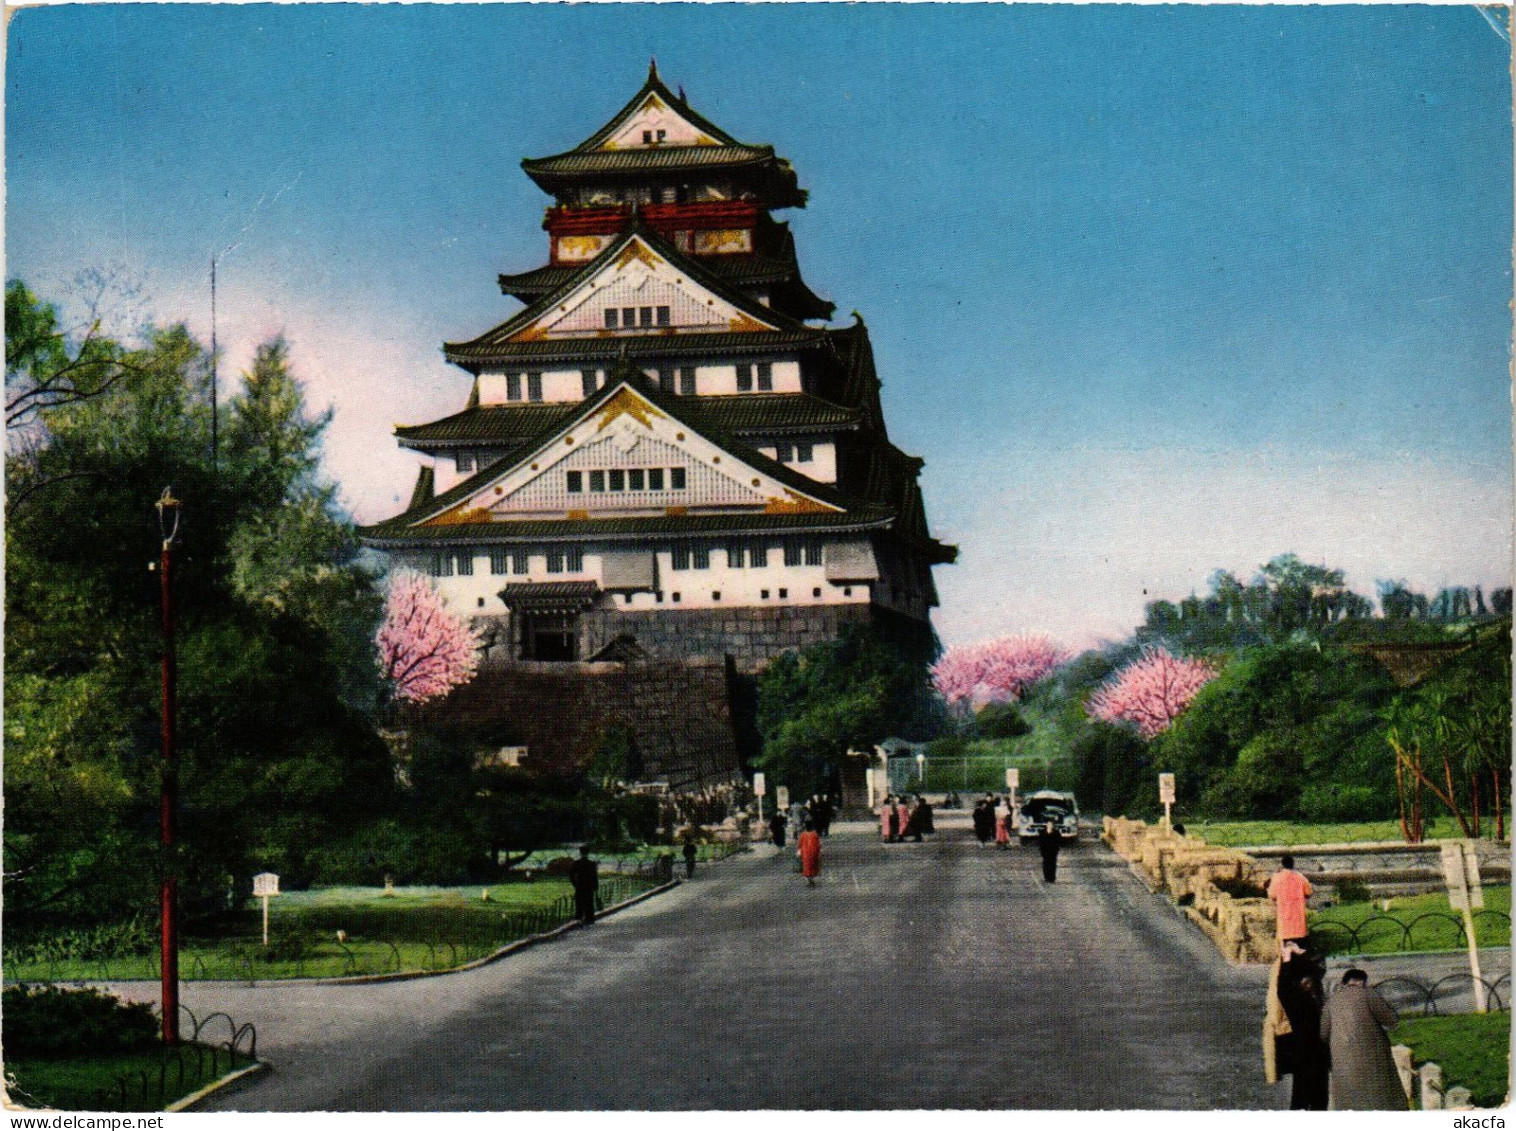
932 634 1069 706
1086 647 1217 739
376 571 482 704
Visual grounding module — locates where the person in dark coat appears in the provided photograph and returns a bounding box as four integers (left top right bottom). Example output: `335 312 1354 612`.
569 845 599 924
682 839 698 880
1036 818 1062 882
972 799 993 846
1320 969 1406 1110
1277 945 1329 1110
916 796 935 837
886 799 901 842
769 810 788 849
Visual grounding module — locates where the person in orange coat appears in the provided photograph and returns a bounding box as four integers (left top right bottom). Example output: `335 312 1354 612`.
1267 854 1313 947
895 799 912 843
880 796 896 841
797 821 822 886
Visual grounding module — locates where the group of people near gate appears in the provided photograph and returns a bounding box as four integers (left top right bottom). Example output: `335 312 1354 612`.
877 794 935 842
971 794 1018 848
1265 854 1408 1111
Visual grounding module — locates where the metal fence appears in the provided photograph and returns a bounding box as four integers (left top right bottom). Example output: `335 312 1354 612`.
1308 910 1511 956
1370 972 1511 1017
4 872 668 985
888 756 1079 794
5 1005 256 1112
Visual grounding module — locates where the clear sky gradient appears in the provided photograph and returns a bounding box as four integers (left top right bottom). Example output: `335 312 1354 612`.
8 3 1512 648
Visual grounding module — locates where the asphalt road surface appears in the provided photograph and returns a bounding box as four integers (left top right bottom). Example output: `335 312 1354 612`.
148 819 1285 1110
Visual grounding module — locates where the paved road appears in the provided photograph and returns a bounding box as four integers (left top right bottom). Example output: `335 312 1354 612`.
119 819 1285 1110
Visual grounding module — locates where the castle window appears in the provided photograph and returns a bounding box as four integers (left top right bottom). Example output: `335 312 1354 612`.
458 452 474 473
775 442 793 463
609 469 626 491
678 367 695 396
527 373 543 402
656 129 666 143
581 369 597 397
761 590 770 600
622 306 636 327
642 129 653 144
456 552 474 577
712 591 721 602
750 542 768 568
691 543 710 569
813 587 822 598
795 442 813 463
437 552 454 578
757 362 773 391
657 306 671 327
648 468 665 490
512 550 530 574
736 364 753 393
672 545 690 571
804 539 822 566
672 592 681 602
566 546 584 571
566 471 583 493
639 306 654 329
507 373 523 402
725 544 745 569
547 549 565 574
590 470 606 492
490 548 508 575
604 309 619 329
670 467 687 490
783 539 803 567
628 469 645 490
779 588 788 599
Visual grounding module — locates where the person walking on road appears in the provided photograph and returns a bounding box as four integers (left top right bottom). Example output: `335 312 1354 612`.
569 845 599 925
880 796 896 841
972 798 993 846
682 839 698 880
769 810 788 850
916 795 935 838
1320 969 1406 1110
895 797 912 844
995 796 1012 848
1036 818 1062 882
797 821 822 887
1267 854 1313 947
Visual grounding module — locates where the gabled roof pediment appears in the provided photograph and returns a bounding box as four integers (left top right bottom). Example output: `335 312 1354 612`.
567 61 744 155
408 371 846 531
447 226 810 365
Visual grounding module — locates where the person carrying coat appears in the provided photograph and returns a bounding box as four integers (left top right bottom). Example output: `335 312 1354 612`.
1320 969 1407 1110
769 810 788 849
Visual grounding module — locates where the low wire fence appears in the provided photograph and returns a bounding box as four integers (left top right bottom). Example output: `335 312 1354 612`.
5 1006 256 1113
1370 972 1511 1017
4 873 666 985
1308 910 1511 956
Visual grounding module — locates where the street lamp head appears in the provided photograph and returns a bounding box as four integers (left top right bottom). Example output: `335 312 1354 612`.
156 487 182 547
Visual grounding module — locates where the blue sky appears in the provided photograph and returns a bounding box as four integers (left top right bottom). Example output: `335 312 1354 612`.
8 3 1512 647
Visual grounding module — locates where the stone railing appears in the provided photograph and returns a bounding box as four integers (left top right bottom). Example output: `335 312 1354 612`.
1103 816 1277 964
1392 1045 1478 1110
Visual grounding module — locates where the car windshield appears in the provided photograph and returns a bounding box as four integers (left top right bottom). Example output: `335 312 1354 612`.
1022 797 1074 821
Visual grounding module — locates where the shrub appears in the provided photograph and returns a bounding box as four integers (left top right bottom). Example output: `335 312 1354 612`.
1334 879 1372 904
2 985 159 1058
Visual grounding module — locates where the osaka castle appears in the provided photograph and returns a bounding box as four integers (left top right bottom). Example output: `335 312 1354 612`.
360 64 954 783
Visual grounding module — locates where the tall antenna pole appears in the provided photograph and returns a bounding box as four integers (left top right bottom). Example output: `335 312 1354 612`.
210 256 219 483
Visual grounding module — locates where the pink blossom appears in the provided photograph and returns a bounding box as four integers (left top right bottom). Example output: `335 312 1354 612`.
1086 647 1217 739
376 571 482 703
932 634 1069 706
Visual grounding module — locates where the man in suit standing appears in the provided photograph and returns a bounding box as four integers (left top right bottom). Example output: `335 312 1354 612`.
569 844 599 925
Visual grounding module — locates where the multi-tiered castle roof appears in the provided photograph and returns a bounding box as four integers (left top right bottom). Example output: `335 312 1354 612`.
362 63 953 671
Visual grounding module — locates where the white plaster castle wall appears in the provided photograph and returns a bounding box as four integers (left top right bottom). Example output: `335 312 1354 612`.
474 359 801 406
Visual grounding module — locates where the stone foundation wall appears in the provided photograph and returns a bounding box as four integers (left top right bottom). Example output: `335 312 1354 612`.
406 658 743 790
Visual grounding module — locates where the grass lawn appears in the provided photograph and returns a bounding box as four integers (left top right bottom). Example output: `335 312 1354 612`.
1190 817 1478 847
1392 1011 1510 1108
7 1045 253 1112
5 875 657 983
1309 886 1511 955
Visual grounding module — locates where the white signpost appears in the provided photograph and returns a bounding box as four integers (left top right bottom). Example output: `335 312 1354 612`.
252 872 280 947
776 785 791 811
753 772 766 825
1440 841 1487 1012
1158 773 1176 829
1004 767 1020 817
865 766 877 808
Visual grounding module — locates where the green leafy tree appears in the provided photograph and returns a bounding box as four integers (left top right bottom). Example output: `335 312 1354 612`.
756 624 935 797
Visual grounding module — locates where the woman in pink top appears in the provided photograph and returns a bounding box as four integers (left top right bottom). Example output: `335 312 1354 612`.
1267 854 1313 944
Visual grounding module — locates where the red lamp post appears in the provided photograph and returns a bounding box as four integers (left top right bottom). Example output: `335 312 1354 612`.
156 488 182 1045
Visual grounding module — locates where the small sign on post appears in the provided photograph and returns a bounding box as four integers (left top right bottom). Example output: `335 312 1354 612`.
753 772 765 825
865 766 877 808
1005 767 1020 817
1158 773 1176 829
1441 841 1487 1011
252 872 280 947
776 785 791 811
